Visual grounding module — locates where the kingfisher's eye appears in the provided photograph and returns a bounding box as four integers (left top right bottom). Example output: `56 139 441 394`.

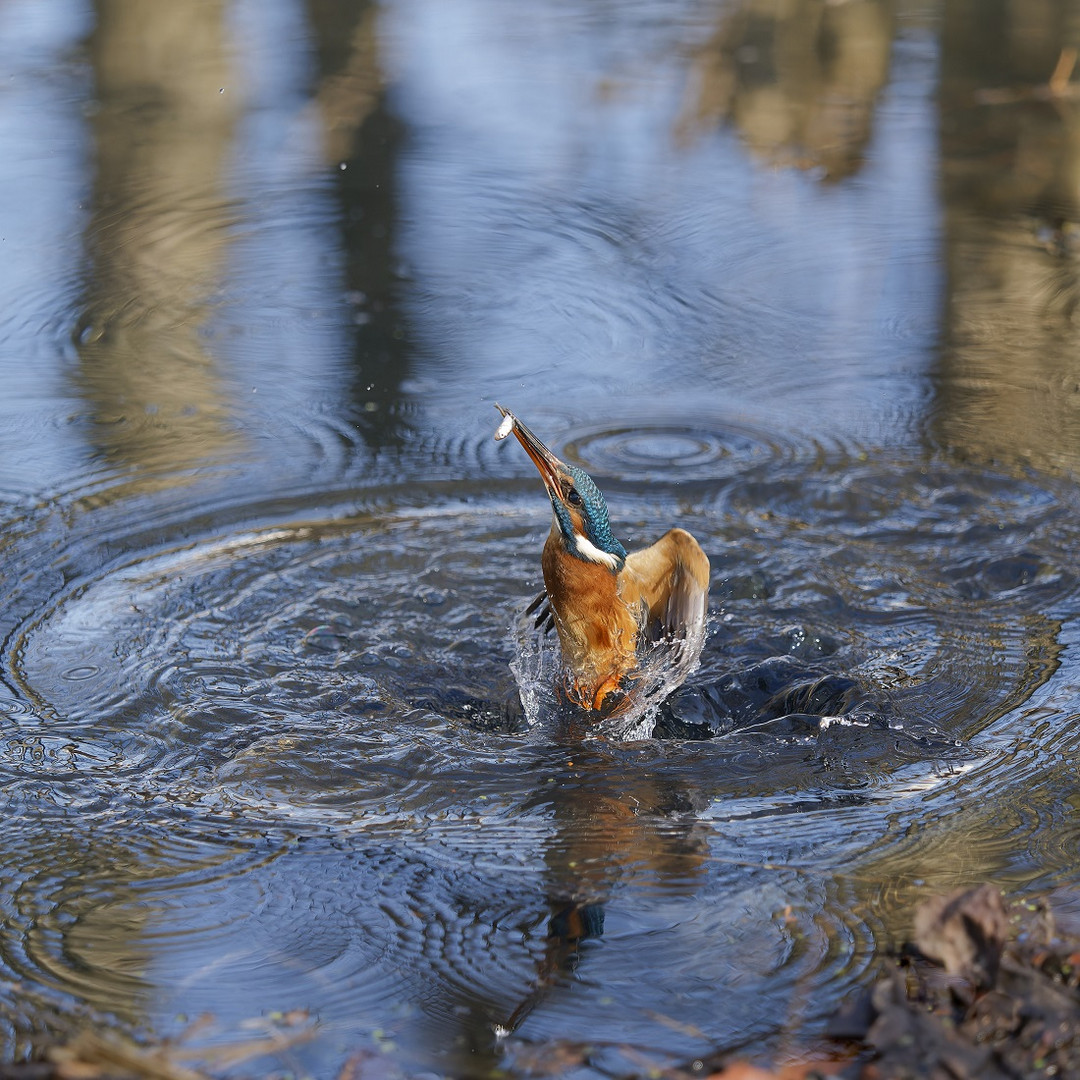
567 488 583 507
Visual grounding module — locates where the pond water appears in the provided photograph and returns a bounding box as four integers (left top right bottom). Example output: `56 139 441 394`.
3 0 1080 1076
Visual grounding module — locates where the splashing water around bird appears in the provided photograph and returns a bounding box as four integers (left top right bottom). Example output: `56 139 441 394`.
510 599 708 738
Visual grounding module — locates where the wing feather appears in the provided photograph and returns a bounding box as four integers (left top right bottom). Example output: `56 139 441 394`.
522 589 555 635
623 528 710 643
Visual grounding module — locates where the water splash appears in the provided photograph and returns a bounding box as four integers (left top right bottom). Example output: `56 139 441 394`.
508 602 708 739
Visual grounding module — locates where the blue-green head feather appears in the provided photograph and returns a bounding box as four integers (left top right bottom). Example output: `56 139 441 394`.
551 464 627 570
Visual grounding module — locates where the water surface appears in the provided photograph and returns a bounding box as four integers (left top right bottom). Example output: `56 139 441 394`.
2 1 1080 1076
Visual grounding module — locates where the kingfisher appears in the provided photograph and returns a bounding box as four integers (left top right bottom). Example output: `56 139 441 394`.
495 405 710 715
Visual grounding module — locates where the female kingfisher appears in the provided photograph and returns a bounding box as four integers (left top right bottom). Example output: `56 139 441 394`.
495 405 710 715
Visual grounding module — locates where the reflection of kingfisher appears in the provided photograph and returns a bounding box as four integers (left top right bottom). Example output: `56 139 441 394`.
495 405 710 714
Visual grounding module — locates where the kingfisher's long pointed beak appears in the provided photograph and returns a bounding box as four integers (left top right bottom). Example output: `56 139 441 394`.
494 404 565 496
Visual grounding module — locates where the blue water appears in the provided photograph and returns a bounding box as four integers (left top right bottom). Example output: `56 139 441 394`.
2 1 1080 1076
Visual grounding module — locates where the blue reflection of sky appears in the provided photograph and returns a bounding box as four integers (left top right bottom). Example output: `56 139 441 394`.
0 0 353 498
221 0 352 421
0 0 944 499
386 0 943 445
0 0 94 496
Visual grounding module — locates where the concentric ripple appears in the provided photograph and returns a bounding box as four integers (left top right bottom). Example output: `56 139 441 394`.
1 436 1079 1075
563 422 780 482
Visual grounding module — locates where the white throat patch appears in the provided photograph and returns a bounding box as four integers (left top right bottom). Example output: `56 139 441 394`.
572 532 621 569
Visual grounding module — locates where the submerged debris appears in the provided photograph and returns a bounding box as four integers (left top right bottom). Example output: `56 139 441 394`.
912 881 1009 990
0 1013 315 1080
827 885 1080 1079
674 885 1080 1080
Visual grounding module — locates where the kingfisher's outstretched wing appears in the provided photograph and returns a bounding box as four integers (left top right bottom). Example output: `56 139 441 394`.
623 528 710 645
